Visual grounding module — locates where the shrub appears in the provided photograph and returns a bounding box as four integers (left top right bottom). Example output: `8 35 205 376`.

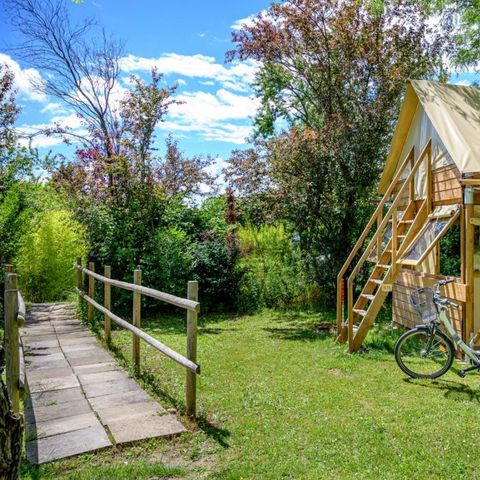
16 209 87 302
237 224 312 310
191 234 241 311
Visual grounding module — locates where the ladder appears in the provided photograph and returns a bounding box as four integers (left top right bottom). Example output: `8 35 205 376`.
337 140 432 352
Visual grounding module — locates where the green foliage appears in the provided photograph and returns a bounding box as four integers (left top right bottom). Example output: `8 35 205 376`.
16 209 87 302
191 234 240 311
227 0 445 302
440 224 461 277
237 224 313 311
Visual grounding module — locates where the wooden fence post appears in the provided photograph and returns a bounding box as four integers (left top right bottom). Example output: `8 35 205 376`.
4 273 20 413
104 266 111 344
186 280 198 417
132 269 142 373
76 257 82 305
88 262 95 323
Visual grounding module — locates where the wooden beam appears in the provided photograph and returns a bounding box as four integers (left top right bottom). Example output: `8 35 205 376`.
186 280 198 417
76 288 200 373
465 204 475 341
132 269 141 373
88 262 95 323
104 266 111 344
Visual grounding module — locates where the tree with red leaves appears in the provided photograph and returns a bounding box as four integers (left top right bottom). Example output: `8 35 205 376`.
226 0 446 296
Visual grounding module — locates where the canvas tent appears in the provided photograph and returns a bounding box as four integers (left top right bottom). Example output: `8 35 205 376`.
337 80 480 352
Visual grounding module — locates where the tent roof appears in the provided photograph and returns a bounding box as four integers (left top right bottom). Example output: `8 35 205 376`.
378 80 480 194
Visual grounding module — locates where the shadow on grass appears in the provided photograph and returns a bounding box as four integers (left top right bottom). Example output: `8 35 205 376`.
104 336 231 449
404 377 480 403
262 309 336 342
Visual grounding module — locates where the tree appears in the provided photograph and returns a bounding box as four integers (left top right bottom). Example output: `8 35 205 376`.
7 0 124 164
227 0 445 297
158 136 216 198
426 0 480 68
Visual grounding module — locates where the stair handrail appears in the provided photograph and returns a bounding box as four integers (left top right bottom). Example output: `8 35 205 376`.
336 145 415 337
346 139 432 339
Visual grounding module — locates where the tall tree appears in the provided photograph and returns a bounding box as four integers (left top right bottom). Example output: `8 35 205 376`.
7 0 124 162
227 0 445 296
426 0 480 68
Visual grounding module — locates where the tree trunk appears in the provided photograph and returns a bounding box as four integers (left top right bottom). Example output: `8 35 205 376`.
0 345 23 479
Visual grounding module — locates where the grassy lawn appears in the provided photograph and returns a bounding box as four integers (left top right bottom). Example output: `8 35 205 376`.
22 308 480 480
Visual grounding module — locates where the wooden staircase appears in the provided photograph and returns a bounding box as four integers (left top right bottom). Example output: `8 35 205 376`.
337 140 432 352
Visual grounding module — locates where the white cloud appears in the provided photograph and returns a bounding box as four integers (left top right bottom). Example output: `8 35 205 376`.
452 79 472 86
40 102 66 114
170 88 259 123
230 10 269 31
177 78 187 86
119 53 258 91
0 53 45 101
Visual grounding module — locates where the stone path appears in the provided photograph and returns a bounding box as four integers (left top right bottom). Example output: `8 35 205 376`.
22 303 186 464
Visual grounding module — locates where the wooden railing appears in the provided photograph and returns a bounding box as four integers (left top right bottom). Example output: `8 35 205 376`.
3 265 26 414
336 145 416 341
345 141 432 350
74 258 201 416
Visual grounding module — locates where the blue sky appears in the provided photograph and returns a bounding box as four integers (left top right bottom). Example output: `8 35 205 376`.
0 0 270 172
0 0 478 175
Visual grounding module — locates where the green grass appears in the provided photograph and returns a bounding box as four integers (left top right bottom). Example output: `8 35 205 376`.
22 308 480 479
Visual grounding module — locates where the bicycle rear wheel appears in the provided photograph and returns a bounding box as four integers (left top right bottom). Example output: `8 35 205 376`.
394 326 454 379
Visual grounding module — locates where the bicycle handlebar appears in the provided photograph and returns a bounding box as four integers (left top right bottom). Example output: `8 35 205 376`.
433 279 459 309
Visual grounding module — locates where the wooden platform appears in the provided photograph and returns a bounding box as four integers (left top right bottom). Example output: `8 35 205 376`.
21 303 186 464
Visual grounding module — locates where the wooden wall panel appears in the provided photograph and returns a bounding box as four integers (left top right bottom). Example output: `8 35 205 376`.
393 268 465 338
432 164 462 206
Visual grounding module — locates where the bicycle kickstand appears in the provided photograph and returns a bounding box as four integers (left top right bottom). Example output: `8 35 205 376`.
457 364 480 378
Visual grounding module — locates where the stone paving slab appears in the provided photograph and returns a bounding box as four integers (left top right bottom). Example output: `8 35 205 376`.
22 303 187 464
26 425 112 464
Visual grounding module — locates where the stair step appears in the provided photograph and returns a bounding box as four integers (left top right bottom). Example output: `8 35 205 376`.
370 279 383 285
397 234 406 239
361 294 375 301
375 264 390 269
400 219 414 224
353 308 367 317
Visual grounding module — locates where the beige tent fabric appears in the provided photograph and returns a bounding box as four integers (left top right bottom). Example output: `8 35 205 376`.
378 80 480 194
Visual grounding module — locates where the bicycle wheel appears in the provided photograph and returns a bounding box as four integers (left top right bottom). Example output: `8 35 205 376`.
394 326 454 379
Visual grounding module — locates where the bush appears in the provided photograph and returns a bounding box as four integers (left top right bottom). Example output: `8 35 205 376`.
16 209 87 302
237 224 312 310
191 234 241 311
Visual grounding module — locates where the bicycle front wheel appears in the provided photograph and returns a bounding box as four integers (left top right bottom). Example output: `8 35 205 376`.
394 326 454 379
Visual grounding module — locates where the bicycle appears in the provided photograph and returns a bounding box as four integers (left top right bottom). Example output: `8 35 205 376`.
394 279 480 379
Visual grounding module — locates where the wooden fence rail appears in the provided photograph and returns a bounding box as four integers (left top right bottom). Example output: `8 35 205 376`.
3 265 26 414
74 258 200 416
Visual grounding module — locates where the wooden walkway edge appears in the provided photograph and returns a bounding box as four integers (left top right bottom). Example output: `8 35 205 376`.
22 303 186 464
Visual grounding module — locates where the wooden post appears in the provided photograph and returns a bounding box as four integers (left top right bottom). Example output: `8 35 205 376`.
186 280 198 417
76 257 82 305
347 279 353 353
104 266 111 344
409 149 415 203
426 145 432 214
376 212 382 260
465 203 474 342
132 269 142 372
88 262 95 323
4 273 20 413
392 207 398 264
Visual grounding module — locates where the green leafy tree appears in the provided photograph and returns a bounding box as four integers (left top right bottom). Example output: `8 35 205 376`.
426 0 480 67
227 0 445 298
16 209 87 302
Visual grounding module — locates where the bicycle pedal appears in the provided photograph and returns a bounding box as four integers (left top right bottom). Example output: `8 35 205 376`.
458 370 467 378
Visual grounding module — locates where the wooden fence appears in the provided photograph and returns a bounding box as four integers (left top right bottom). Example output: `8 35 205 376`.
74 258 201 416
3 265 26 414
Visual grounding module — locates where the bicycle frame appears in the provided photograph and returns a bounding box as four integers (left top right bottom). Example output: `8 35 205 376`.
437 308 480 365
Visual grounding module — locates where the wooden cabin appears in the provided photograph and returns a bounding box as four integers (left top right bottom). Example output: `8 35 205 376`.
337 79 480 353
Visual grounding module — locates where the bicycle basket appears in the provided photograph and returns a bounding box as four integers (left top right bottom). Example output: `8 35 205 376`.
409 287 438 323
